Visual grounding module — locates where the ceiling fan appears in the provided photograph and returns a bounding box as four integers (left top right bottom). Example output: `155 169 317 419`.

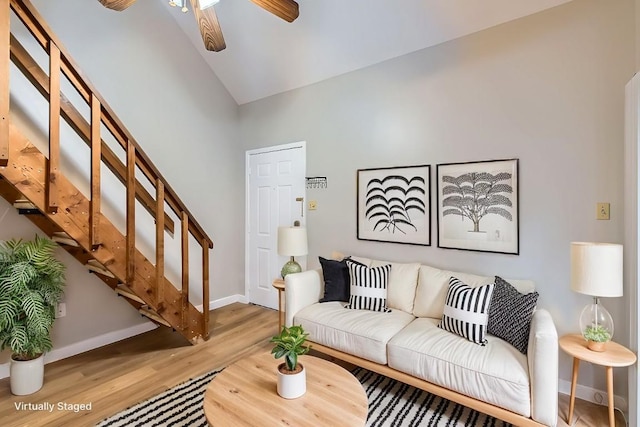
98 0 299 52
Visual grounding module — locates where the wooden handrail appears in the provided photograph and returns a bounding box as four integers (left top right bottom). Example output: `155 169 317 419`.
4 0 214 340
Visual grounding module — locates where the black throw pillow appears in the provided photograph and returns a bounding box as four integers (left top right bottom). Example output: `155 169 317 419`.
319 257 351 302
487 276 539 354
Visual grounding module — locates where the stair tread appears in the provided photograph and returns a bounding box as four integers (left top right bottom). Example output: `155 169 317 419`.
86 259 115 278
115 284 146 304
51 231 79 247
139 307 171 327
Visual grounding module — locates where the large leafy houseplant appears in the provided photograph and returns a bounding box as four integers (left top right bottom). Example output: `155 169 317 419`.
270 325 310 373
0 236 66 361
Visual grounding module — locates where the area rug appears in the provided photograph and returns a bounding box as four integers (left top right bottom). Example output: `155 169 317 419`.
97 366 512 427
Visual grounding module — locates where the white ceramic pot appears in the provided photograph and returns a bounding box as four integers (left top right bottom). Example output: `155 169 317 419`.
10 353 44 395
276 363 306 399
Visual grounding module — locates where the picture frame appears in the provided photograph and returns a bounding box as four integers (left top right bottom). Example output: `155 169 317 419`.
357 165 431 246
436 159 519 254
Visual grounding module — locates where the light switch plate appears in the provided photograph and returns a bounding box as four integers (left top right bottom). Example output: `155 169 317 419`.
597 203 610 220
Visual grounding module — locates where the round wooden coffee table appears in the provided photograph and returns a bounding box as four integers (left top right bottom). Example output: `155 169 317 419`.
203 352 368 426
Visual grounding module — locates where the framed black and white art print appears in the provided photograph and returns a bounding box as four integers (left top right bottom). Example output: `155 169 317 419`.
357 165 431 246
437 159 519 255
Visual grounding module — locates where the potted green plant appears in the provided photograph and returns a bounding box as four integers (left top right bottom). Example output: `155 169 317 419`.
0 236 66 395
583 324 612 352
270 324 310 399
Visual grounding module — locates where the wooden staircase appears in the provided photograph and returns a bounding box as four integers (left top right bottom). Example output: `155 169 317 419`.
0 0 213 344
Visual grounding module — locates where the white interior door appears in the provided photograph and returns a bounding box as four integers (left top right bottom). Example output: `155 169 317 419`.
246 142 306 309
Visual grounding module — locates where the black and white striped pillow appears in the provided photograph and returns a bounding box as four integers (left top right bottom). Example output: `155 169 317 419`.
345 261 391 312
438 277 494 345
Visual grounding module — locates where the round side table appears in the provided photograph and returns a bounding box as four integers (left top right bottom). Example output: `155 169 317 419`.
559 334 636 427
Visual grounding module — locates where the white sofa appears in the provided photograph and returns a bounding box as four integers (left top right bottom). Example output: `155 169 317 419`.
284 255 558 427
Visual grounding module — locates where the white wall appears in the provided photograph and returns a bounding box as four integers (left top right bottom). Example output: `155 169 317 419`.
1 0 243 376
239 0 635 399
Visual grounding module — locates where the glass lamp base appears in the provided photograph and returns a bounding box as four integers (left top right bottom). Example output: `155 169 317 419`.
579 298 614 351
281 260 302 278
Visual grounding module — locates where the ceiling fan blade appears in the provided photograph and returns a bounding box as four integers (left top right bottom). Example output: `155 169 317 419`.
249 0 299 23
189 0 226 52
98 0 137 11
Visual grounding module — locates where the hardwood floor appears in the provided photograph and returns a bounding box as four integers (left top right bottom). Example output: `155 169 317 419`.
0 303 626 426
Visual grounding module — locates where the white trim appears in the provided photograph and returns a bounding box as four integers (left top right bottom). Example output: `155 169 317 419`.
624 72 639 427
244 141 307 305
0 322 157 380
559 379 628 412
194 294 249 312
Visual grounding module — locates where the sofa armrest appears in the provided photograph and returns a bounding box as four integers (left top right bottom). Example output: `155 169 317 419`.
528 309 558 427
284 269 323 327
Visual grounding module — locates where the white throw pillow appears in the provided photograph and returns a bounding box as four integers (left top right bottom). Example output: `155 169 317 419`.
371 259 420 313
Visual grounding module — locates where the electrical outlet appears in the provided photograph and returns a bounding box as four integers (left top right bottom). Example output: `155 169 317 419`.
596 203 610 220
55 302 66 318
308 200 318 210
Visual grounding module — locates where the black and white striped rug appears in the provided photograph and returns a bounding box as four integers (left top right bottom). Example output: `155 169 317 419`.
97 367 512 427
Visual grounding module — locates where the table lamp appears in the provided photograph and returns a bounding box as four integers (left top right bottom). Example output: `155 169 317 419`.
570 242 623 352
278 225 308 278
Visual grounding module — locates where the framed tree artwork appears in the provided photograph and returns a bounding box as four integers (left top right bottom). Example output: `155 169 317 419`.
357 165 431 246
436 159 519 254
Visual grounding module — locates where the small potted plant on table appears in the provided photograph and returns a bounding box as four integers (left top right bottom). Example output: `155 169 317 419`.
270 325 310 399
583 324 612 352
0 236 66 395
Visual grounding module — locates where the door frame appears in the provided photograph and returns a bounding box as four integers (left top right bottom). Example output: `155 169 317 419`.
244 141 307 303
624 74 639 426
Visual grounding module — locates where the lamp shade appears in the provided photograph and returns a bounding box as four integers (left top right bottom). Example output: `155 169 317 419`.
277 226 308 257
570 242 623 297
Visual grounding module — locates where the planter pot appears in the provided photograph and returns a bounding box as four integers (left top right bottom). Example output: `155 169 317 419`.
587 340 606 352
10 353 44 395
276 362 306 399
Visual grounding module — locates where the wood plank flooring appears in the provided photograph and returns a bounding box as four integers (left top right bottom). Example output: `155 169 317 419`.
0 303 626 426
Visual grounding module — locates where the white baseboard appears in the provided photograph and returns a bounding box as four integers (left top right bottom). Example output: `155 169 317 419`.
195 294 249 312
0 322 157 380
559 379 628 411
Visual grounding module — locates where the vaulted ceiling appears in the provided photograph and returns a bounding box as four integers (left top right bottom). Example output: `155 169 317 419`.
162 0 572 105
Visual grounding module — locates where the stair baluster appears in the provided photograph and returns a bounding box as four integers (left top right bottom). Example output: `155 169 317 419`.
181 211 189 330
202 240 210 338
126 141 136 287
156 180 165 308
0 0 8 166
47 41 60 213
90 94 102 249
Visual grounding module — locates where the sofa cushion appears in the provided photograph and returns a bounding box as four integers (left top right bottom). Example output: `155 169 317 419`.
387 318 531 417
345 261 391 312
371 260 420 313
319 257 350 302
413 264 536 319
488 276 539 354
438 277 494 345
294 301 415 364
